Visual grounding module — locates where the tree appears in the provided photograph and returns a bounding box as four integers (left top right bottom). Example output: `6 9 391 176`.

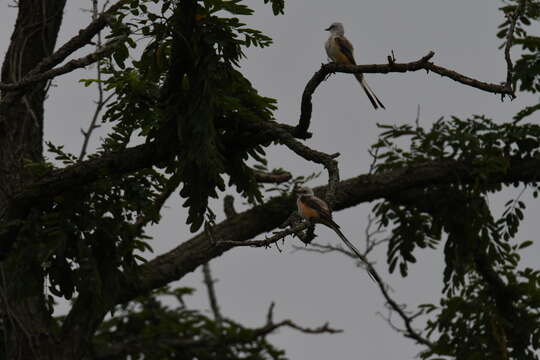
0 0 539 359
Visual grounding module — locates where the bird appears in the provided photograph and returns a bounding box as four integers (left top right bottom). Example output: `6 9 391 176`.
294 185 377 280
325 22 385 110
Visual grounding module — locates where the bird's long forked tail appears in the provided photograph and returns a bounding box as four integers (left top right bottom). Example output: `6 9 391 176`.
325 220 378 282
354 73 385 110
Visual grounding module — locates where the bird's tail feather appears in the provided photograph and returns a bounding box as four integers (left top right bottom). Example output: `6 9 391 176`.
325 219 377 281
354 73 385 110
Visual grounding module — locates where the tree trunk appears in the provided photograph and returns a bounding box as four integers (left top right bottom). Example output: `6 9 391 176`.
0 1 68 359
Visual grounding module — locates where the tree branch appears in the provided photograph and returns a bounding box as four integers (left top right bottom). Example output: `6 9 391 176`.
202 263 223 326
296 215 433 348
295 51 516 137
0 37 125 92
10 121 303 208
92 302 340 360
22 0 127 79
0 0 127 113
115 155 540 305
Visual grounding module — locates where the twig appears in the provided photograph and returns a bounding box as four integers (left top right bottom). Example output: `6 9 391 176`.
202 263 222 326
256 302 342 337
200 195 240 326
79 0 111 161
218 222 310 249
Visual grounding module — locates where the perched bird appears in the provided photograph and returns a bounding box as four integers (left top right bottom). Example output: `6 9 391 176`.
294 185 376 280
325 22 385 110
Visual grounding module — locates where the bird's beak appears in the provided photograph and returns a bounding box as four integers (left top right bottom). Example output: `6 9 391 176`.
324 26 331 31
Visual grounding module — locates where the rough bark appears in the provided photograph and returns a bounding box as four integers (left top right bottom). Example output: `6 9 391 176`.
0 1 67 359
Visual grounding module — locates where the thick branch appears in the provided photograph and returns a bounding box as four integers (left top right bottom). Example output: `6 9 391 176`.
11 122 302 208
115 156 540 305
11 141 163 207
295 51 515 137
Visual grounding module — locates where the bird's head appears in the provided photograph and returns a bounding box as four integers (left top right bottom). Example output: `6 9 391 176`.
293 185 314 197
325 22 345 35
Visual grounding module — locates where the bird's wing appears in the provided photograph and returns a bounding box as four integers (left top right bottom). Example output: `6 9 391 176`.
301 195 332 220
335 35 356 65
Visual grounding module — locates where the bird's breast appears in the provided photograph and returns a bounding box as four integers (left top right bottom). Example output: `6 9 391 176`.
297 198 319 220
325 37 350 64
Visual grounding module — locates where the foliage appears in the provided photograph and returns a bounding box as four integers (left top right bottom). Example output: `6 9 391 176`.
4 0 540 359
498 0 540 120
97 0 279 232
33 0 288 305
93 286 288 360
370 117 540 356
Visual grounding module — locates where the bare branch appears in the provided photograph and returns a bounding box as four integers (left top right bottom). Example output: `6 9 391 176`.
22 0 127 78
296 214 433 348
295 51 516 137
261 124 340 206
0 37 125 92
256 302 342 337
200 195 241 326
79 0 110 162
0 0 127 113
202 263 223 325
217 222 310 249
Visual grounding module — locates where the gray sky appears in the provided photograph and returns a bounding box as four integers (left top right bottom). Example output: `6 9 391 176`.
1 0 539 359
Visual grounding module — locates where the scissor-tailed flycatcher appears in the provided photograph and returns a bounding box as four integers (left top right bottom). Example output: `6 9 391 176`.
294 186 376 280
325 22 385 110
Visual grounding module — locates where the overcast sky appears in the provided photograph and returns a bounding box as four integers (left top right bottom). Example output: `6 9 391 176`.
1 0 539 359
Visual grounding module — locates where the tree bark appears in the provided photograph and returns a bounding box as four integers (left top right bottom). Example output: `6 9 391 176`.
0 1 67 359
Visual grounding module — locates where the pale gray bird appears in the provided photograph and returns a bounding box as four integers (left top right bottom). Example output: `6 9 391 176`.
325 22 385 109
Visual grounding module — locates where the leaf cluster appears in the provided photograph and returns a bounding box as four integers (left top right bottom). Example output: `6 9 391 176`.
94 0 281 232
93 286 288 360
498 0 540 120
371 116 540 358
